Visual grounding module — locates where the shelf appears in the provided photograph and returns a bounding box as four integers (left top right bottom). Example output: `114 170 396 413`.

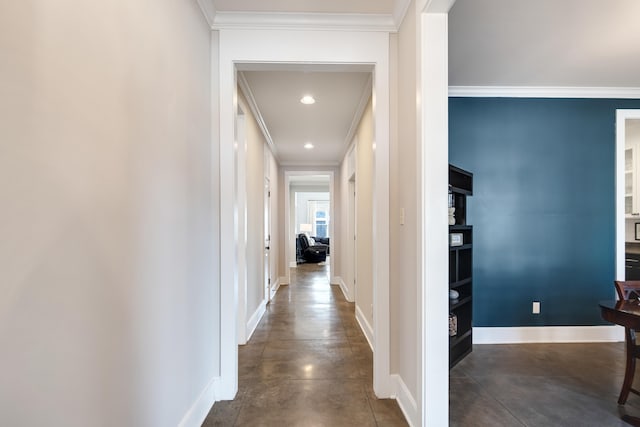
449 164 473 369
450 295 472 310
449 185 472 196
450 243 472 251
449 329 472 348
449 225 472 231
450 277 472 289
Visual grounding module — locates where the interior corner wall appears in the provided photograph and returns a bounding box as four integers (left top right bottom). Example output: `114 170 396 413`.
355 98 375 328
237 91 267 319
389 0 419 401
449 97 640 327
0 1 216 426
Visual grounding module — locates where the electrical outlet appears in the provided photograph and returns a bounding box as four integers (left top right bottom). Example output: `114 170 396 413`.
532 301 540 314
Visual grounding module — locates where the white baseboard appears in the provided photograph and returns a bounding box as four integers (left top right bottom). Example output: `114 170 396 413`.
270 277 281 300
333 276 353 302
390 374 418 427
178 376 220 427
246 300 266 342
289 261 297 268
473 325 624 344
355 304 374 351
279 276 289 285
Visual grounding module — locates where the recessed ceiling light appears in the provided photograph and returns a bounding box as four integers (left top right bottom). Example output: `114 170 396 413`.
304 142 314 150
300 95 316 105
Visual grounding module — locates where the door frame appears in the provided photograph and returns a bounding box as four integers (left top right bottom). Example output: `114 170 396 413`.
283 170 334 285
616 110 640 282
264 176 272 302
217 28 391 400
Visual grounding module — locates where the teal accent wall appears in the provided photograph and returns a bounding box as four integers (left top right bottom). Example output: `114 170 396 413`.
449 98 640 327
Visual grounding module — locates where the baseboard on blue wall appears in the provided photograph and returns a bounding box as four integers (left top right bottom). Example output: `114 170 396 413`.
178 376 220 427
474 325 624 344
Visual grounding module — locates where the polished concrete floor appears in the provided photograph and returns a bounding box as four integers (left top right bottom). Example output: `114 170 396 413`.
202 261 408 426
451 341 640 426
203 261 639 426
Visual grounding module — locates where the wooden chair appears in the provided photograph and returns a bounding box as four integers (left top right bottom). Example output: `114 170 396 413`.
614 281 640 404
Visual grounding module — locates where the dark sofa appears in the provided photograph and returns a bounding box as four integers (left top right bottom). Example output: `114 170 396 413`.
297 234 329 263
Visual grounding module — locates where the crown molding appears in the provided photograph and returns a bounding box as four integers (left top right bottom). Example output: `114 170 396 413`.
212 11 397 32
449 86 640 99
341 74 373 162
237 72 280 161
278 160 341 167
195 0 216 28
393 0 412 28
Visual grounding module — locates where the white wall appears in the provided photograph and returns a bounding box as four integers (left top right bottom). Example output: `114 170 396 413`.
238 91 267 321
355 98 375 329
339 146 357 300
0 1 217 426
390 0 419 403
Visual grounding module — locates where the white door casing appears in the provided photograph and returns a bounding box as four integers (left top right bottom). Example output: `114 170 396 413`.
218 29 391 399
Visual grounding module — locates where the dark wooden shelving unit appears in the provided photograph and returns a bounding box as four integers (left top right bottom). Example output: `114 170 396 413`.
449 165 473 368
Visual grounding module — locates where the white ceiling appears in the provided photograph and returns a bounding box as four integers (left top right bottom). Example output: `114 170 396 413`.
240 68 371 166
215 0 640 167
213 0 397 14
449 0 640 87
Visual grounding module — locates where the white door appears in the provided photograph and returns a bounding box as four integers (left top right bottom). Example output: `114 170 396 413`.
264 177 271 302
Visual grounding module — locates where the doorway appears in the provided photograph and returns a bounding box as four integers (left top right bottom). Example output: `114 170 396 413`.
217 30 391 401
285 171 334 284
616 110 640 282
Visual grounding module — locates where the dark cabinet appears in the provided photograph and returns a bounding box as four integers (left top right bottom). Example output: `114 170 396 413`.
626 253 640 280
449 165 473 368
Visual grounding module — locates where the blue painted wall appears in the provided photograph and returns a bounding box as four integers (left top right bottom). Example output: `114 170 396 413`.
449 98 640 327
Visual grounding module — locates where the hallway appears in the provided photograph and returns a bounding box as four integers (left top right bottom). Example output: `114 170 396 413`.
202 262 407 426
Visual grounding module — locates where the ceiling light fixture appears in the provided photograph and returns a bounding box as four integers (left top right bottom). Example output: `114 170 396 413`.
304 142 314 150
300 95 316 105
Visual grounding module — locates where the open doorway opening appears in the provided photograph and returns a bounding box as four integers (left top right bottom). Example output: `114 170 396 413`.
217 31 391 403
617 110 640 283
286 172 333 284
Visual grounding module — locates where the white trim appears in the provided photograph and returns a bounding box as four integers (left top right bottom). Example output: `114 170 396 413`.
195 0 216 28
178 376 219 427
219 28 391 402
617 110 640 283
278 276 289 285
246 300 267 342
270 277 281 300
356 304 374 351
390 374 418 427
420 10 450 427
289 261 297 268
393 0 413 29
449 86 640 99
213 12 396 32
237 72 279 160
473 326 625 344
333 276 353 302
341 75 373 162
